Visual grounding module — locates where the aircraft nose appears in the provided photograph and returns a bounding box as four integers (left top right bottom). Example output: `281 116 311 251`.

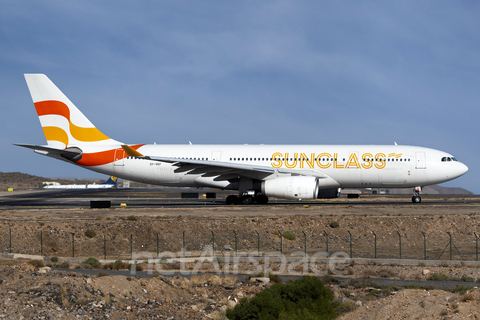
454 162 468 178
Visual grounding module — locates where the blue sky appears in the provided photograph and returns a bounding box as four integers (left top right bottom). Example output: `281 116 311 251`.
1 1 478 192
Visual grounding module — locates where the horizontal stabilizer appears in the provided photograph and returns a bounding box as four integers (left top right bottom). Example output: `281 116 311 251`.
14 144 82 161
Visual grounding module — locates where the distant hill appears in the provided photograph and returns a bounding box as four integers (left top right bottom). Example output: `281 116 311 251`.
0 172 107 191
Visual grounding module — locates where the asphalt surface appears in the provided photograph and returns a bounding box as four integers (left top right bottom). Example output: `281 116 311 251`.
0 188 476 209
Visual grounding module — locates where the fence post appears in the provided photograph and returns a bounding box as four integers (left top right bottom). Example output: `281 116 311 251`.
104 235 106 260
255 230 260 257
372 231 377 259
447 232 452 260
475 232 478 262
303 231 307 258
396 231 401 259
324 231 329 257
422 232 426 260
348 231 353 258
211 231 215 257
183 231 185 258
233 230 237 257
72 233 75 258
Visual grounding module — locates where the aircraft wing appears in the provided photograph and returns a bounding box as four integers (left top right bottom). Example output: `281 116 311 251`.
122 145 331 181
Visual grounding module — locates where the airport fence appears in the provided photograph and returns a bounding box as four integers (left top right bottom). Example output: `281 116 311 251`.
1 226 479 262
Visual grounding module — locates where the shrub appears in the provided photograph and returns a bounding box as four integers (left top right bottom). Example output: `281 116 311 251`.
336 301 356 314
269 274 282 284
460 275 475 282
57 261 70 269
322 274 339 284
226 276 338 320
50 256 58 263
97 272 109 278
85 229 97 238
128 263 143 271
450 285 473 295
84 257 101 268
29 260 45 268
427 273 449 281
127 215 138 221
330 221 339 228
103 260 127 270
282 231 296 241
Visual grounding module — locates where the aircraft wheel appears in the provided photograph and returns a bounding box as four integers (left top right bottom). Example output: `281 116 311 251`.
256 195 269 204
241 195 254 205
226 195 239 205
412 196 421 203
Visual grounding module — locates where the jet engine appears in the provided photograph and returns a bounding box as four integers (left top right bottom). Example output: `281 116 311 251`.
261 176 319 200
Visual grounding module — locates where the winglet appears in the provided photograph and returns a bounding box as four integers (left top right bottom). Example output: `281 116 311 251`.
121 145 144 157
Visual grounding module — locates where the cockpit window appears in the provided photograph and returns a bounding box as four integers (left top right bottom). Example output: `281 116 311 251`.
441 156 458 162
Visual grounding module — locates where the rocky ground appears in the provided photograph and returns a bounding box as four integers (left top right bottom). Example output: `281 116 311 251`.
1 257 480 319
2 197 480 318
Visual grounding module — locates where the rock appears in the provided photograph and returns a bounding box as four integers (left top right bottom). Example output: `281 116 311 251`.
253 277 270 284
422 269 430 276
86 278 92 284
191 305 199 311
224 244 233 251
227 300 237 308
19 263 35 272
355 301 362 307
236 292 244 299
219 305 228 312
142 289 147 294
37 267 51 274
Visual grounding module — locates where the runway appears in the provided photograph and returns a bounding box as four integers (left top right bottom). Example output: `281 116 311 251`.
0 188 476 209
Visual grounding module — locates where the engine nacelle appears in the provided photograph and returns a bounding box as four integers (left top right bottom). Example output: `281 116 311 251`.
261 176 319 200
317 188 341 199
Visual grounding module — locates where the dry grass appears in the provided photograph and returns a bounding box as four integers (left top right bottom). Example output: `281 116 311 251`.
461 293 475 302
29 260 45 268
362 269 376 277
378 269 395 278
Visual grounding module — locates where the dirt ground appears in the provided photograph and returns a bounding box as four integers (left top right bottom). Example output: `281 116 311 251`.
2 197 480 318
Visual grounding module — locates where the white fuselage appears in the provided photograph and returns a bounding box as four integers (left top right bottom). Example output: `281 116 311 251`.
78 144 468 191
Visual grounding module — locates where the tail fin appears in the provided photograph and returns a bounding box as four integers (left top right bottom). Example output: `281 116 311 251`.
101 176 118 185
24 74 121 149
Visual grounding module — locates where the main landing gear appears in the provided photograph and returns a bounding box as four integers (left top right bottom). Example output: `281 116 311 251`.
226 193 269 205
412 186 422 203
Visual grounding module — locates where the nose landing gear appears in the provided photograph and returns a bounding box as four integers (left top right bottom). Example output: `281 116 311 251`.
412 186 422 203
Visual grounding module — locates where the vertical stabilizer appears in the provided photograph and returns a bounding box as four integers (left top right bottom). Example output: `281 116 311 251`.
24 74 121 149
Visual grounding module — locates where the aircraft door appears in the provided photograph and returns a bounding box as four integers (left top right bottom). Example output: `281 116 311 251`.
415 152 426 169
114 149 125 166
211 151 222 161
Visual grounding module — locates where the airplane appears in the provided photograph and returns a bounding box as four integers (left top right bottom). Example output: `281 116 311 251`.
16 74 468 205
43 176 118 190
